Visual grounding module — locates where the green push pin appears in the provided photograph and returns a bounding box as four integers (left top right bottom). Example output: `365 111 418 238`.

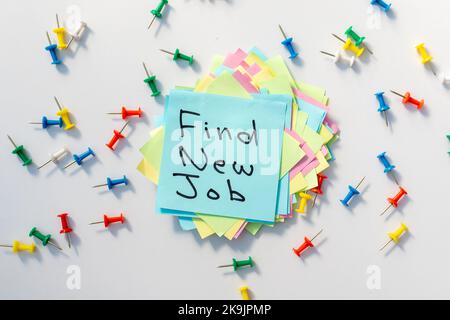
29 227 62 251
447 135 450 155
148 0 168 30
7 135 32 166
142 62 161 97
217 256 254 271
160 48 194 65
344 26 373 55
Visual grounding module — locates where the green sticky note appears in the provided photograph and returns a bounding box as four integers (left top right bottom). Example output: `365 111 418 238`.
280 131 305 178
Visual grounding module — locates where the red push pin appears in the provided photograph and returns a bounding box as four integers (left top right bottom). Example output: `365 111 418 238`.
293 229 323 257
380 187 408 216
311 174 328 208
89 214 125 228
390 90 424 110
57 213 73 248
106 121 129 151
107 107 143 120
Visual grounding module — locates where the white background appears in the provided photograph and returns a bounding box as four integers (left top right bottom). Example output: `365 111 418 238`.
0 0 449 299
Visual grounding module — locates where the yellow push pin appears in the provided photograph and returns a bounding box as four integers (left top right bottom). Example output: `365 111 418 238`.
332 34 365 57
380 223 409 252
240 286 251 300
416 43 436 75
295 192 312 214
54 96 75 130
0 240 36 254
53 14 67 50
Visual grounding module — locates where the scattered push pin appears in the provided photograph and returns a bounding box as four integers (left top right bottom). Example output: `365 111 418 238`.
67 21 87 49
332 34 365 57
142 62 161 97
29 227 62 250
64 147 95 169
160 48 194 65
38 147 70 169
93 175 129 190
447 135 450 155
239 286 251 300
217 256 254 271
89 214 125 228
54 96 75 130
438 73 450 85
0 241 36 254
148 0 168 30
377 152 399 184
416 43 436 75
293 229 323 257
340 177 366 207
344 26 373 55
7 135 32 166
53 14 67 50
45 31 62 65
375 92 390 127
295 192 312 214
106 121 129 151
57 213 73 249
380 186 408 216
380 223 409 251
278 25 298 59
320 50 355 68
371 0 392 12
108 106 143 120
29 116 63 129
390 90 424 110
311 174 328 208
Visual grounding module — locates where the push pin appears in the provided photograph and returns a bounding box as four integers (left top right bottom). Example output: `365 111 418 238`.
57 213 73 248
143 62 161 97
375 92 390 127
311 174 328 208
438 73 450 85
320 50 355 68
416 43 436 75
344 26 373 55
371 0 392 12
293 229 323 257
239 286 251 300
390 90 424 110
295 192 312 214
67 21 87 49
106 122 129 151
92 175 128 190
108 107 143 120
340 177 366 207
160 48 194 65
0 241 36 254
54 96 75 130
38 147 70 169
64 147 95 169
380 186 408 216
447 135 450 155
278 25 298 59
332 34 365 57
217 256 254 271
45 31 62 65
7 135 32 166
29 116 63 129
89 214 125 228
53 14 67 50
29 227 62 251
377 152 399 184
380 223 409 251
148 0 168 30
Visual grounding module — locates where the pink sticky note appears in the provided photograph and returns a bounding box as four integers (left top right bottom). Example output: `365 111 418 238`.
246 63 261 76
300 159 320 176
223 48 248 69
233 70 259 93
286 129 317 178
234 222 248 239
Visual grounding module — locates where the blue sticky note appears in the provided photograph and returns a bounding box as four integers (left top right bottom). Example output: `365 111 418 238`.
157 90 287 223
297 98 327 132
178 217 196 231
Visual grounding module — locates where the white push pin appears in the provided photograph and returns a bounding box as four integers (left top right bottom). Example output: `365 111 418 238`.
67 21 87 49
38 147 70 169
438 73 450 85
320 50 355 68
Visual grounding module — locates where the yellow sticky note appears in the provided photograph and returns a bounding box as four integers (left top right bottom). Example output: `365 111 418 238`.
139 126 164 175
265 55 298 89
304 169 319 190
194 75 215 92
205 72 251 98
137 159 159 184
295 111 308 137
319 125 334 144
290 173 308 194
193 218 215 239
209 55 225 73
280 132 305 178
196 214 242 237
315 150 330 174
302 126 325 154
224 220 246 240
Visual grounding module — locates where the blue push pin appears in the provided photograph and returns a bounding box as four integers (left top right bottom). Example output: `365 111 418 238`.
45 32 62 65
377 152 399 185
93 175 128 190
64 147 95 169
279 25 298 59
370 0 392 12
340 177 366 207
29 116 63 129
375 92 390 127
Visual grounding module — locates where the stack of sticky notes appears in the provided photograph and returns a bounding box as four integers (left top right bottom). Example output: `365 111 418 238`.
137 48 339 240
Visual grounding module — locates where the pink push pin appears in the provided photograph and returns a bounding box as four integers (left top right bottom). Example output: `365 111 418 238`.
293 229 323 257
